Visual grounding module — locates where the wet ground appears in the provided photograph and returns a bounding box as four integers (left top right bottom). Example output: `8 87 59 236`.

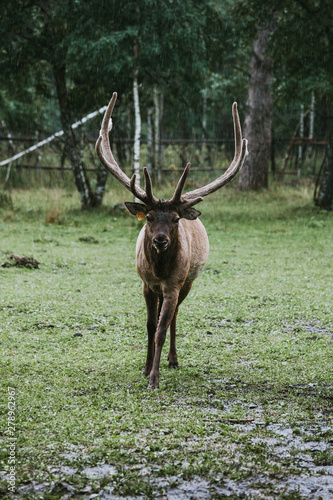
9 420 332 499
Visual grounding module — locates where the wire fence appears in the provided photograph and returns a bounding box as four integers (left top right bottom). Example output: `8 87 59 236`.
0 134 327 185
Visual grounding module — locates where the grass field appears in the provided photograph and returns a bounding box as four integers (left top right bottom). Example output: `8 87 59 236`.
0 183 332 499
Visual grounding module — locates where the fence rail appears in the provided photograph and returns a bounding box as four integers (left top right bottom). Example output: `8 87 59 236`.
0 135 327 180
0 135 328 145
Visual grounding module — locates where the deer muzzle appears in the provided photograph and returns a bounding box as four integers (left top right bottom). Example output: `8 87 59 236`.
153 234 170 253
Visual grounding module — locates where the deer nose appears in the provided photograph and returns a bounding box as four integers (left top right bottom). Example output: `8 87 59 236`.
153 234 169 251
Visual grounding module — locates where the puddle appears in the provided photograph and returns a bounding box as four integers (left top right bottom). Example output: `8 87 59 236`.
213 474 333 499
100 489 140 500
15 467 333 499
156 476 211 500
285 320 333 339
82 464 118 478
101 476 213 500
47 465 77 476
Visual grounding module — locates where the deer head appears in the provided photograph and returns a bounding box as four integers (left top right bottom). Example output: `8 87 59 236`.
123 164 201 253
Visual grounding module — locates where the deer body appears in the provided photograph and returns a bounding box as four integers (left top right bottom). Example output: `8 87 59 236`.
136 217 209 290
133 207 209 388
96 92 248 389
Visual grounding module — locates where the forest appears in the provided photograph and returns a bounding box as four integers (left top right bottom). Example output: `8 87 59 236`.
0 0 332 209
1 1 333 499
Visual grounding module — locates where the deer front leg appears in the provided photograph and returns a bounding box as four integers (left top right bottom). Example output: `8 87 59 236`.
168 306 179 368
148 291 179 389
168 282 192 368
142 285 159 377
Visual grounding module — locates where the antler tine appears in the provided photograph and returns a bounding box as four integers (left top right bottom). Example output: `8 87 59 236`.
143 167 158 205
182 102 248 203
95 92 147 200
129 168 158 206
129 168 157 205
169 162 191 204
130 174 144 203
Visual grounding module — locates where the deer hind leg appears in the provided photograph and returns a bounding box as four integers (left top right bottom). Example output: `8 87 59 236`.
168 282 192 368
143 286 158 377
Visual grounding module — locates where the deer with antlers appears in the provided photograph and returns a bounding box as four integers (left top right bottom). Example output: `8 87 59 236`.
96 93 248 389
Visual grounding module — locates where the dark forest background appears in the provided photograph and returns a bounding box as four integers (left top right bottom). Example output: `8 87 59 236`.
0 0 332 209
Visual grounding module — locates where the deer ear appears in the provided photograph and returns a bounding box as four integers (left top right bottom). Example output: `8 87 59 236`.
179 206 201 220
125 202 148 219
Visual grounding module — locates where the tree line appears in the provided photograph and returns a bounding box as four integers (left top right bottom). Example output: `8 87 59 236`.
0 0 332 209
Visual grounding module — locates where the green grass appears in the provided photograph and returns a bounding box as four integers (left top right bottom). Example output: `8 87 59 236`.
0 183 332 499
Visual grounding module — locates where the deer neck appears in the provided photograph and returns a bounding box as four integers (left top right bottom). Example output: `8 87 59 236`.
144 230 180 280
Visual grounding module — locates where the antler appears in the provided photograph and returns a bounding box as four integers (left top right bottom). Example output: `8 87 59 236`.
95 93 157 205
96 94 247 209
169 162 204 208
179 102 248 204
130 167 158 206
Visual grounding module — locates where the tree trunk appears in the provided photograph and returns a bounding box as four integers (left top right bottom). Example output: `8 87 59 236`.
202 89 207 147
125 103 132 164
94 164 109 206
154 86 161 183
53 64 107 207
147 103 153 177
238 16 276 191
133 68 141 198
307 92 315 175
315 107 333 210
1 120 16 184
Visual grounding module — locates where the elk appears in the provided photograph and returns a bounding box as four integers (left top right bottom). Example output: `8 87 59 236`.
96 93 248 389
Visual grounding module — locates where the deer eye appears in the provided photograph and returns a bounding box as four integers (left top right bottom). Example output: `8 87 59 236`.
173 215 180 223
146 213 153 222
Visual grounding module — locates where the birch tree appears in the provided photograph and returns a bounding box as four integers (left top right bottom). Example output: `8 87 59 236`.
153 87 162 184
133 62 141 195
146 104 153 177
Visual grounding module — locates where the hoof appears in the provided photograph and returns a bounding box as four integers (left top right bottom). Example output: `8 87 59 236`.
148 383 159 390
168 362 179 369
148 374 159 389
142 367 151 377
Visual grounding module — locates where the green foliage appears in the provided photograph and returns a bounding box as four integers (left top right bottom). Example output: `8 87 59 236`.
0 0 332 201
229 0 333 104
0 0 222 138
272 0 333 103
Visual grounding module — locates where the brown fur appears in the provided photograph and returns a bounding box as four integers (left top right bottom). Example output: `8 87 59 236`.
134 204 209 388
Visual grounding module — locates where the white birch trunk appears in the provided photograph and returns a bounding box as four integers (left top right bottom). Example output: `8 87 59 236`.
147 105 153 176
307 92 315 175
125 103 131 164
298 104 304 178
133 72 141 200
202 89 207 144
153 86 161 183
